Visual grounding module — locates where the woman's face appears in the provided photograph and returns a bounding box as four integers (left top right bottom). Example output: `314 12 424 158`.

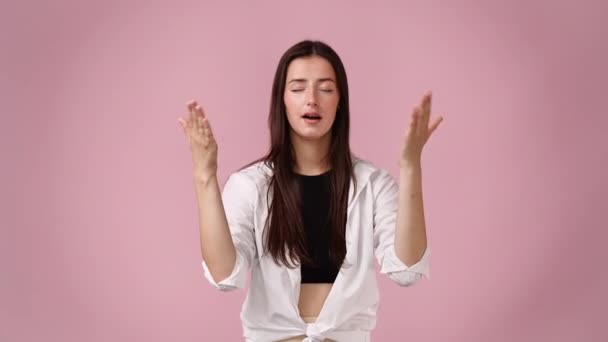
283 55 340 142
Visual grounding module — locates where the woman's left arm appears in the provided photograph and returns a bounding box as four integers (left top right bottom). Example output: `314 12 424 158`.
395 163 428 266
395 91 443 266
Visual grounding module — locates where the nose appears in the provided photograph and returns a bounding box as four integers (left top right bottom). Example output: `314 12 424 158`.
305 88 317 107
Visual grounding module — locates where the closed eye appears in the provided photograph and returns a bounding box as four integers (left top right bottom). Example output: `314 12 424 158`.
290 89 335 93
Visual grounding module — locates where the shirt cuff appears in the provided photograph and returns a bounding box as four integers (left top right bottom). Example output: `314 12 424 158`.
380 245 430 282
201 250 248 291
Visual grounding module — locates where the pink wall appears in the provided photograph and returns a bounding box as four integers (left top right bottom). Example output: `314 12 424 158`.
2 0 607 341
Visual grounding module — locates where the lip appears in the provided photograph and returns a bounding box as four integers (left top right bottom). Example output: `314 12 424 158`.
302 117 322 125
302 111 321 118
302 111 321 125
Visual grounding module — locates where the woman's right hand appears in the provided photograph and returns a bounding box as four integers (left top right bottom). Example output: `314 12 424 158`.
178 100 218 181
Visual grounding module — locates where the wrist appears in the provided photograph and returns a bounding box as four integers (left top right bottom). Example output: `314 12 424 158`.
193 172 217 187
399 159 422 170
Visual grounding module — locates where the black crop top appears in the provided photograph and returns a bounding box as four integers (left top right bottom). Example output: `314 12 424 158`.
297 170 343 283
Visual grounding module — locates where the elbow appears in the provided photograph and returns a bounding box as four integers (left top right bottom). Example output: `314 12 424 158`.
207 266 232 285
201 254 245 292
205 265 240 292
204 269 240 292
379 247 429 287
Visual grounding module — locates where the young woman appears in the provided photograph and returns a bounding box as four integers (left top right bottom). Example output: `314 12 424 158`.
178 40 443 342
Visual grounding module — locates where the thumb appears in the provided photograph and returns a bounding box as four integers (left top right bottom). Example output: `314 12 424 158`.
178 118 192 144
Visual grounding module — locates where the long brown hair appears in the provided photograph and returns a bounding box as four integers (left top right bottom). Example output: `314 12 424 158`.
241 40 356 269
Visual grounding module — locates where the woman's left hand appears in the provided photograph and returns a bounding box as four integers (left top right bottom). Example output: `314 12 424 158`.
400 91 443 167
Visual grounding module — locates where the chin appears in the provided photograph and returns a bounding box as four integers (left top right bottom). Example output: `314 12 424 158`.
293 128 331 141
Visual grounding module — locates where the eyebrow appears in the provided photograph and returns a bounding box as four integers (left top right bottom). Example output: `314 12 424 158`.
287 78 336 85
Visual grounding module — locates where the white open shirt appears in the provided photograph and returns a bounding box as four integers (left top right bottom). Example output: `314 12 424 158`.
201 157 430 342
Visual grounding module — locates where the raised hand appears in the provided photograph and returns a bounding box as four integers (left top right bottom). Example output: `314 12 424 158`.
400 91 443 166
178 100 218 180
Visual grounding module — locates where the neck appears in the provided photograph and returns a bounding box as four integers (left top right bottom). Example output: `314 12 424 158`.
290 131 331 176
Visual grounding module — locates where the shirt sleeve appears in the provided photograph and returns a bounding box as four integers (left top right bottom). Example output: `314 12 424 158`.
201 171 257 291
372 169 430 287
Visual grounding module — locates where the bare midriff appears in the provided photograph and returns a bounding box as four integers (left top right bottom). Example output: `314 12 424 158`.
298 283 334 317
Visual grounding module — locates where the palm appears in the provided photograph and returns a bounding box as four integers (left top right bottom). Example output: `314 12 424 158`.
178 100 218 178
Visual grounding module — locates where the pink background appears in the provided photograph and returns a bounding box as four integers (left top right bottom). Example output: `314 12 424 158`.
2 0 607 341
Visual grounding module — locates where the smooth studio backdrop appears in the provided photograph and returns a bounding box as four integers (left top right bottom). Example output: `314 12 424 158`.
2 0 607 341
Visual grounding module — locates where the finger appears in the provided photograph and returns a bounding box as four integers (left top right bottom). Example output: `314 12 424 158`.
194 105 206 132
178 117 186 132
196 116 205 140
178 117 190 134
422 91 431 126
203 118 216 146
202 119 209 147
409 106 419 136
187 100 197 112
187 100 197 128
418 92 431 136
195 104 206 120
200 117 214 147
428 116 443 137
415 105 424 137
203 117 215 140
178 117 192 144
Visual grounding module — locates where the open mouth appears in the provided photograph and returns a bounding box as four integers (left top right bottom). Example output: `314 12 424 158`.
302 114 321 122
